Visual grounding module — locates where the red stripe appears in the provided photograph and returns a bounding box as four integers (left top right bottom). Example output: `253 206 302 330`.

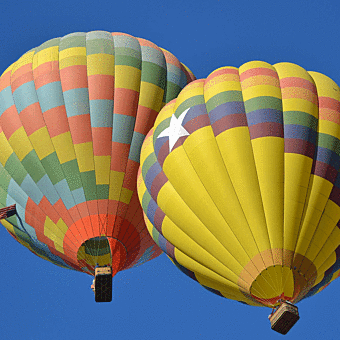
240 67 278 82
68 114 92 144
19 102 45 136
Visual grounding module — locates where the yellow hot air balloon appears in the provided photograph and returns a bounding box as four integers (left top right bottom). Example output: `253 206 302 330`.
0 30 195 302
137 61 340 333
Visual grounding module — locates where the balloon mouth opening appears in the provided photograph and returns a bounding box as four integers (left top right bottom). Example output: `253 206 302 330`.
77 236 127 276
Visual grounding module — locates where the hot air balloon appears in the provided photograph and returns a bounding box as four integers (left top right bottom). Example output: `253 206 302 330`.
0 30 195 302
137 61 340 333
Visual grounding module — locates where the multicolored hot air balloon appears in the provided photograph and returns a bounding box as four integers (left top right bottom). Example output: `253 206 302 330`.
0 30 195 302
137 61 340 332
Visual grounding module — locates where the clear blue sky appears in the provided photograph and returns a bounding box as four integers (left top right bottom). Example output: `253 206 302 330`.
1 0 340 339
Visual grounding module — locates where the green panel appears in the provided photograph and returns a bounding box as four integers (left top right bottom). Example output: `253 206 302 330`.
35 38 60 53
4 154 27 186
114 47 142 61
96 185 109 200
115 55 142 69
141 61 166 88
154 117 171 140
283 111 318 130
165 82 182 104
142 153 157 179
59 35 86 50
80 171 97 201
62 159 82 191
206 91 244 113
141 190 152 213
318 133 340 155
21 150 45 183
151 224 160 246
86 39 114 55
0 165 11 190
40 152 64 185
175 95 205 118
244 96 282 112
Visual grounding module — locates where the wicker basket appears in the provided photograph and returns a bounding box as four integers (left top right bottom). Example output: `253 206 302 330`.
269 302 299 335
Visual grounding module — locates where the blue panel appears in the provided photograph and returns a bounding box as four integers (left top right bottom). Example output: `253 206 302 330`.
63 88 90 117
90 99 113 127
37 174 60 205
129 131 145 163
112 114 135 144
20 175 43 205
0 87 14 116
71 187 86 205
36 82 64 113
54 179 75 210
13 82 38 113
7 179 29 208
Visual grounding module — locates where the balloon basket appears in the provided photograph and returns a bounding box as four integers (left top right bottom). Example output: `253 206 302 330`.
94 266 112 303
269 301 299 335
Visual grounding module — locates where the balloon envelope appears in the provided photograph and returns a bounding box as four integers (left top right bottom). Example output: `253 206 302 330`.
138 61 340 307
0 31 195 277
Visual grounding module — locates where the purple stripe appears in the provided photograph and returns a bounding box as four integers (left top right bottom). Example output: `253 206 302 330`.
146 199 159 231
157 140 170 167
145 163 161 193
209 102 245 124
172 135 188 151
150 171 168 200
154 207 166 233
312 160 338 183
155 135 168 158
183 114 210 134
246 109 283 126
166 242 175 259
182 104 207 125
329 186 340 206
284 139 316 158
315 147 340 170
212 114 248 136
284 125 317 144
249 122 284 139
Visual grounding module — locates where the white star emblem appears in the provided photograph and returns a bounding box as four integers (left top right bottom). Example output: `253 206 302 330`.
157 108 190 152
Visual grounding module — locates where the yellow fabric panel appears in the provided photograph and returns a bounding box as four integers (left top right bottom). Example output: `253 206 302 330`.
315 249 336 277
162 216 244 285
154 102 175 127
282 99 318 118
115 65 141 91
44 216 65 253
109 171 125 200
59 56 87 69
318 120 340 138
32 46 59 69
157 180 245 279
0 132 13 165
139 130 155 166
139 82 164 111
161 142 250 272
274 62 314 81
284 153 313 252
74 142 95 172
195 272 263 306
59 47 86 59
242 85 282 101
313 227 340 270
282 267 295 298
250 267 283 300
87 54 115 76
204 81 241 102
216 127 271 254
183 126 260 260
8 126 33 161
251 137 284 250
29 127 55 160
51 132 76 164
239 60 273 73
295 175 333 256
309 71 340 100
305 200 340 261
119 187 133 205
11 51 35 75
174 247 243 290
94 156 110 185
1 220 15 234
241 75 280 90
174 80 204 112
